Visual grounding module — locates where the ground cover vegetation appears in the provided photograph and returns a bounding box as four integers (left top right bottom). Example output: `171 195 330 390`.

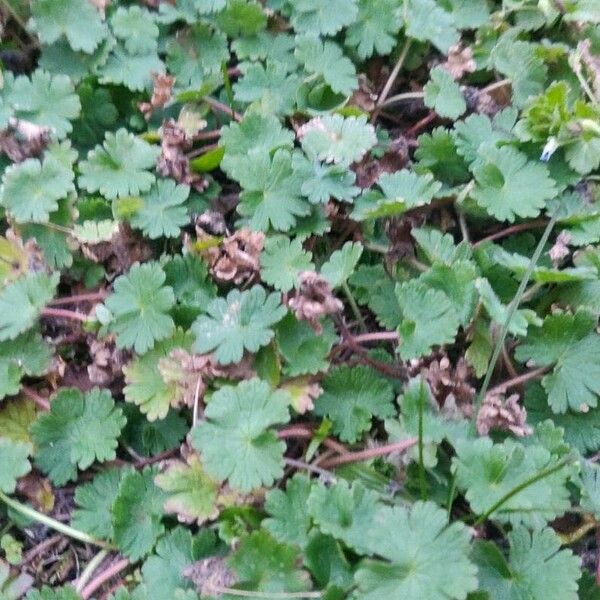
1 0 600 598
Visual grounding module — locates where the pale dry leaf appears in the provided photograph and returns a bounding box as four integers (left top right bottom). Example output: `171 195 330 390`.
477 393 532 437
288 271 343 334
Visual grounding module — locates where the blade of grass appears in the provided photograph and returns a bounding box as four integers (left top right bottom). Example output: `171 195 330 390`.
474 207 561 413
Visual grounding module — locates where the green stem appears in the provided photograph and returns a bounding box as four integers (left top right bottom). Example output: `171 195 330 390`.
0 491 112 548
446 473 458 522
75 549 109 593
341 281 367 333
418 387 427 500
474 209 560 412
473 454 575 527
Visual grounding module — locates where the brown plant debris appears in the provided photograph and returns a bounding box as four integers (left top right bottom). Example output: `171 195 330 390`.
408 354 475 417
80 223 152 274
158 349 254 409
199 227 264 285
87 337 126 386
288 271 343 334
157 118 207 191
183 557 237 598
139 73 175 120
549 230 572 264
0 118 50 162
442 44 476 80
476 393 532 437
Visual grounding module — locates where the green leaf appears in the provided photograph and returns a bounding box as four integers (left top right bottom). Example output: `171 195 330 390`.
0 438 31 493
216 0 267 37
414 127 470 186
26 586 81 600
155 454 222 525
295 37 357 97
314 365 395 443
0 400 37 444
471 146 557 222
190 378 290 491
516 309 600 413
5 70 81 138
30 388 126 485
234 61 300 116
264 474 312 548
405 0 459 53
130 180 190 239
191 285 287 365
412 227 471 265
491 35 547 107
453 109 517 166
112 467 167 561
424 66 466 120
110 6 159 54
321 242 363 289
104 262 175 354
260 236 314 292
0 272 59 341
0 153 75 223
276 314 337 377
30 0 107 53
78 128 159 199
236 150 310 232
99 45 165 92
0 331 52 400
349 265 401 329
352 170 441 220
353 502 477 600
220 113 294 179
167 23 229 86
580 463 600 518
396 279 460 360
304 532 353 589
525 383 600 454
71 83 118 150
299 115 375 166
141 527 217 600
473 527 580 600
124 330 193 421
228 530 311 595
289 0 358 35
345 0 403 59
307 480 381 555
452 437 572 528
72 467 128 540
476 278 541 337
292 152 360 204
121 405 188 457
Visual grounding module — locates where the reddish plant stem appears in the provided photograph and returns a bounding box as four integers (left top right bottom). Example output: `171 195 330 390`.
195 129 222 140
48 291 107 306
41 307 90 322
473 219 548 248
352 331 399 344
320 437 418 469
188 142 220 158
81 558 130 600
278 426 347 454
204 97 242 122
486 366 549 397
21 385 50 411
405 111 438 137
23 534 62 563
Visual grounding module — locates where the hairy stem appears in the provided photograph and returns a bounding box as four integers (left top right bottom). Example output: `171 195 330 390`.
320 438 418 469
41 307 91 323
80 558 130 600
